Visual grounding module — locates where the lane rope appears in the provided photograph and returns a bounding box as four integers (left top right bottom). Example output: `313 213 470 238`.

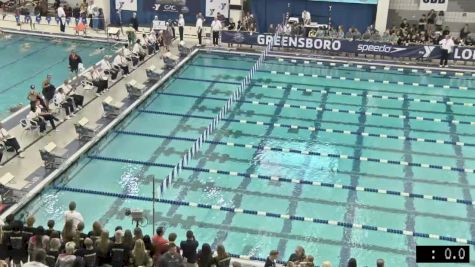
53 185 475 246
112 130 475 206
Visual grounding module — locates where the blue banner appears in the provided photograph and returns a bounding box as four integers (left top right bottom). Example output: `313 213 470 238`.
221 31 475 62
310 0 378 4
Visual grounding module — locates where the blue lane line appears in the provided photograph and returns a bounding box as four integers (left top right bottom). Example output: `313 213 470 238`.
137 109 475 173
112 130 475 206
53 185 475 246
137 108 475 148
198 54 474 79
153 91 475 126
189 63 474 91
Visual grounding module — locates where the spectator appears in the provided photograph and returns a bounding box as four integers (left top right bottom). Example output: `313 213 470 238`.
82 238 96 267
0 122 24 163
110 230 129 267
46 220 56 237
27 85 47 111
214 245 230 267
87 221 102 244
439 35 455 67
264 250 279 267
62 220 75 243
303 256 314 267
442 25 450 36
435 11 444 31
427 9 436 33
42 74 56 108
133 227 143 241
57 4 66 32
143 235 153 256
347 258 357 267
24 248 48 267
42 235 50 251
197 243 213 267
169 233 180 254
400 18 409 30
46 238 61 266
26 105 47 133
123 229 134 251
196 15 203 46
131 239 152 267
68 51 82 74
460 24 470 41
321 261 332 267
53 88 75 119
130 12 138 31
178 14 185 41
64 201 84 230
74 222 86 249
152 226 168 258
376 259 385 267
180 230 199 267
158 243 183 267
418 14 426 32
95 230 111 266
24 216 37 241
28 226 45 260
287 246 305 265
56 241 77 267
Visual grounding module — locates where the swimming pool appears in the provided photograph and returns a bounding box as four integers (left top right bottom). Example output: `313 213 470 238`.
17 51 475 266
0 34 115 120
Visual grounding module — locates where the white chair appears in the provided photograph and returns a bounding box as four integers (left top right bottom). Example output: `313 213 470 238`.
19 119 40 137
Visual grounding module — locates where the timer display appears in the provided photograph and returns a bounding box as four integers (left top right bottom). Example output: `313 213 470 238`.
416 246 470 263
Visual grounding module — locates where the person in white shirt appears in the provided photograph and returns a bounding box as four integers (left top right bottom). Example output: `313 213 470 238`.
53 88 75 119
62 79 84 108
133 39 146 60
113 51 129 76
0 123 24 164
27 105 47 133
90 66 109 95
57 4 66 32
178 14 185 41
196 15 203 46
211 17 222 46
302 10 311 25
152 15 161 32
439 35 455 67
64 201 84 230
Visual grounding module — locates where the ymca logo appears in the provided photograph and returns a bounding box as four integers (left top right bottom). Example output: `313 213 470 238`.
209 8 215 15
422 45 435 57
153 4 178 11
220 3 227 10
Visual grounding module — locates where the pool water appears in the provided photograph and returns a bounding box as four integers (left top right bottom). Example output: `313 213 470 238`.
18 52 475 266
0 34 115 120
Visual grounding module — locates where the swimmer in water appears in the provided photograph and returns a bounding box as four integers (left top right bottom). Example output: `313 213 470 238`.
89 47 104 56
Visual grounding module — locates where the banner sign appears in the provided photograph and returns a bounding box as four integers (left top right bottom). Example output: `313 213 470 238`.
310 0 378 4
206 0 229 17
419 0 448 11
221 31 475 62
116 0 138 11
151 0 193 14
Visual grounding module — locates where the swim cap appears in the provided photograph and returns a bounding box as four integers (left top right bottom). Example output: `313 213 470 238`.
30 85 35 89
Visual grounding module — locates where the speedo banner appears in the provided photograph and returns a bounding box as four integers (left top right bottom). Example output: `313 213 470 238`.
221 31 475 62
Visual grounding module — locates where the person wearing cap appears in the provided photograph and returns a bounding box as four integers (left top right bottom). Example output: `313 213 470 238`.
42 74 56 108
68 50 82 74
27 85 48 110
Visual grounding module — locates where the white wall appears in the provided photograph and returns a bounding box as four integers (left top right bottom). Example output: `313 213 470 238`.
229 0 242 24
375 0 390 33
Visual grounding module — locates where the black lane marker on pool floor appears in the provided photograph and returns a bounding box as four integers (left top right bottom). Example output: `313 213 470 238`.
338 90 368 265
403 94 417 267
445 96 475 250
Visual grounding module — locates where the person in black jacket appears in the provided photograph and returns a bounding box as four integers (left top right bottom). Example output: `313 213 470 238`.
130 12 138 31
69 50 82 74
180 230 199 267
264 250 279 267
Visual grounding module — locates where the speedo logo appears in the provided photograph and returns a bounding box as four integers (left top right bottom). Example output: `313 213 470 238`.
357 44 406 53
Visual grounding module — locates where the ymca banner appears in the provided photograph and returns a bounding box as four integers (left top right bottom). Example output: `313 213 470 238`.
419 0 448 11
206 0 229 17
221 31 475 62
116 0 138 11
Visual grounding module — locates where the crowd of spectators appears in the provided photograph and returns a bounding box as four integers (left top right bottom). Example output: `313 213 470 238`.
262 9 473 47
0 202 387 267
